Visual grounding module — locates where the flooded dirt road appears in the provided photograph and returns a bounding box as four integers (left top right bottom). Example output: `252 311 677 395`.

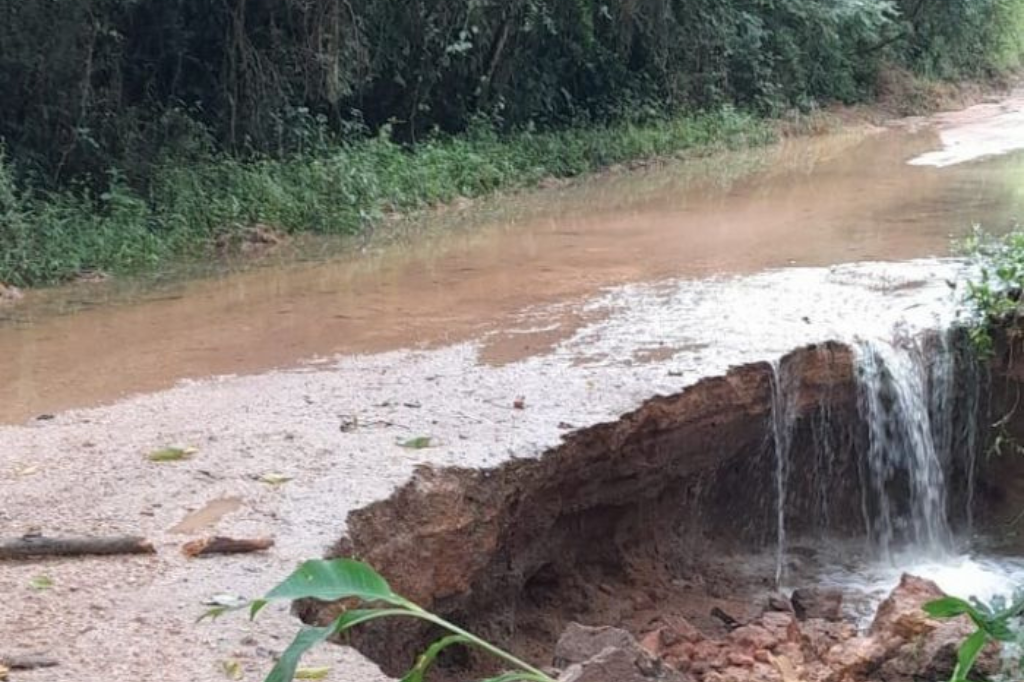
1 93 1023 423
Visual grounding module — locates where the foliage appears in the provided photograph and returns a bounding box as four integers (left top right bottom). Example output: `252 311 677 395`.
0 108 771 287
959 228 1024 357
215 558 557 682
1 0 1022 286
2 0 1021 186
925 592 1024 682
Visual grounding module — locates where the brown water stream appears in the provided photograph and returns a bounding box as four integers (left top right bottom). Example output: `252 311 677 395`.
2 100 1023 423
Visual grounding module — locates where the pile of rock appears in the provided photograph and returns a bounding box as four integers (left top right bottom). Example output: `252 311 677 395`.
551 575 999 682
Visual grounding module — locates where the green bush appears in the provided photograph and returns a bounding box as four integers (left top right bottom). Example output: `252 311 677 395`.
0 109 772 286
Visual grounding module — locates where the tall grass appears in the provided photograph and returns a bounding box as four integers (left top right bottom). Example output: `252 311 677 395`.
0 108 771 287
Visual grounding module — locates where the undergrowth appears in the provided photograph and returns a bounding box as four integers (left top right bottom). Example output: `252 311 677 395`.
0 109 771 287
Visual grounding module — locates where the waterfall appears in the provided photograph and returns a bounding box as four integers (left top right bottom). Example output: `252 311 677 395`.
855 336 954 560
768 360 798 586
765 329 983 583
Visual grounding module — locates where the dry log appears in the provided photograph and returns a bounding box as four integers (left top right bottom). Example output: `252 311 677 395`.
0 655 59 670
182 536 274 558
0 535 154 560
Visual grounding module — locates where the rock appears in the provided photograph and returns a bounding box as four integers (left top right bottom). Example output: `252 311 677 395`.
878 619 1001 682
652 614 705 644
821 574 1004 682
822 636 888 680
730 624 776 651
557 643 689 682
554 623 639 668
765 592 794 613
791 588 844 622
800 618 857 658
869 574 944 639
640 629 665 657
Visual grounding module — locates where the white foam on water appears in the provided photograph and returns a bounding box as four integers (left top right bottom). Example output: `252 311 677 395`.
816 552 1024 626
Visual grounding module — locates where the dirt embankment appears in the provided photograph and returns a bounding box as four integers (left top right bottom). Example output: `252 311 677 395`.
303 337 991 680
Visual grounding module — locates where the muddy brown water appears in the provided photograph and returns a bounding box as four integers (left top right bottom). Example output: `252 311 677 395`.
2 105 1024 424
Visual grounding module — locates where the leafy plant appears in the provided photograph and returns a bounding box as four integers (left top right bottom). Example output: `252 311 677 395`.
219 558 557 682
959 227 1024 357
924 593 1024 682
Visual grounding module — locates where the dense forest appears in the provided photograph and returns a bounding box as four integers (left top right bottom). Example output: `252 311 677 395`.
2 0 1023 286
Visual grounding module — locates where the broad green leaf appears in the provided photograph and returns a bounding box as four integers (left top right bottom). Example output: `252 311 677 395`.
265 611 406 682
951 630 988 682
265 625 335 682
924 597 975 619
263 559 408 607
401 635 471 682
981 617 1014 642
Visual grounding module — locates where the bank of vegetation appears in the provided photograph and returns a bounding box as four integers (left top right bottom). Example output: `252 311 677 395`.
2 0 1024 286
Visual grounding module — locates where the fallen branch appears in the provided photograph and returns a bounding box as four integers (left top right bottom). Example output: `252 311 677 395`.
182 536 274 558
0 535 154 560
0 655 59 670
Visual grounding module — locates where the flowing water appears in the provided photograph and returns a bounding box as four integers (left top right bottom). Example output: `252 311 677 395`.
3 93 1024 423
855 337 954 559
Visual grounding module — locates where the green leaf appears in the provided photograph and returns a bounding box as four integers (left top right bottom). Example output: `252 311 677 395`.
265 610 406 682
263 559 409 608
401 635 472 682
951 630 988 682
249 598 269 619
399 437 433 449
147 446 196 462
981 617 1014 642
265 625 336 682
29 575 53 591
924 597 975 619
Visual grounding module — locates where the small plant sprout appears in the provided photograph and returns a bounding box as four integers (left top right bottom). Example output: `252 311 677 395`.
218 558 558 682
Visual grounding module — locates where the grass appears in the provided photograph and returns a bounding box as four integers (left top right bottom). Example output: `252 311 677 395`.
0 108 773 288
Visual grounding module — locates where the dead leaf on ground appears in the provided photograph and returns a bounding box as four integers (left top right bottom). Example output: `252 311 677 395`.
296 667 330 680
29 575 53 591
148 447 197 462
398 436 433 449
259 472 293 486
769 654 803 682
0 663 9 680
14 465 39 477
221 659 243 680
